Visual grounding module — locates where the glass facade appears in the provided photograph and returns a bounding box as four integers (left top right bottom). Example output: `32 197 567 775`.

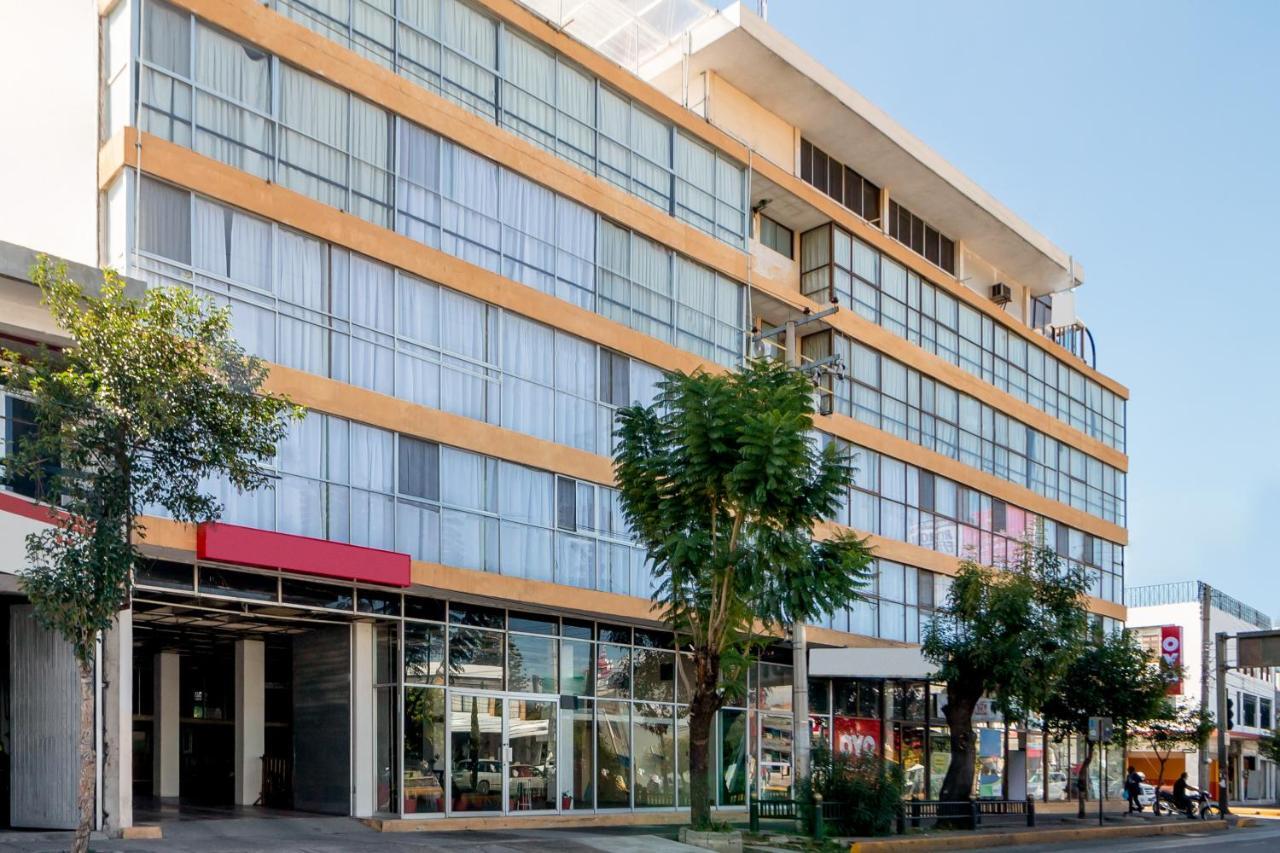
806 329 1126 526
195 408 652 597
268 0 749 247
801 224 1126 452
818 435 1125 605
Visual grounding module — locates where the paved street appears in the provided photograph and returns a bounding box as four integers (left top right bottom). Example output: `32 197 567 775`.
1000 818 1280 852
0 819 695 853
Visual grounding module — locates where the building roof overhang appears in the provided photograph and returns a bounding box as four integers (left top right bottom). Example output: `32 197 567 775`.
643 3 1084 295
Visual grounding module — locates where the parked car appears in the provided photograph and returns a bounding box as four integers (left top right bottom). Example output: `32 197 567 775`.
452 759 503 794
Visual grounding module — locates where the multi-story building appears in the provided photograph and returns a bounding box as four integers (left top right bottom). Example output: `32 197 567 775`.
0 0 1128 832
1127 582 1277 802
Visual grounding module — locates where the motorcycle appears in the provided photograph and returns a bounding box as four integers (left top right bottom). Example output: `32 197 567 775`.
1152 784 1222 819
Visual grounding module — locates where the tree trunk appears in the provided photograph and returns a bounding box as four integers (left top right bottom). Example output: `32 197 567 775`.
687 650 722 831
74 657 95 853
1076 739 1094 819
1155 754 1167 791
938 682 979 828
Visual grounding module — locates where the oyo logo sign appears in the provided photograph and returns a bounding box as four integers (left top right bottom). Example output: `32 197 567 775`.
1160 626 1184 695
838 733 877 755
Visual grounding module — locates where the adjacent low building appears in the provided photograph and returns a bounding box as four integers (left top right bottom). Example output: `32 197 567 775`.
0 0 1128 832
1127 581 1277 802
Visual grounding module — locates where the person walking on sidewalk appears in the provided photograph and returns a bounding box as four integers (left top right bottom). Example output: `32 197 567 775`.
1126 766 1145 813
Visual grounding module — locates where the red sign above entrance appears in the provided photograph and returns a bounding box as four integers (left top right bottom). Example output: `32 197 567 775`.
196 522 411 587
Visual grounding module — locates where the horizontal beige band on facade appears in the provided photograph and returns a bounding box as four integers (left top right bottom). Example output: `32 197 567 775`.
104 130 1124 543
162 0 749 286
138 516 1124 641
747 275 1128 470
750 156 1130 399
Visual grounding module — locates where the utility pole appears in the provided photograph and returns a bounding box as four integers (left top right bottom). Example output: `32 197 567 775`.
1215 631 1230 815
1199 582 1212 789
751 311 840 788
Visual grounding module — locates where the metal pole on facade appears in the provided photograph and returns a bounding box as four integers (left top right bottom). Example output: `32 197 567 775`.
1215 631 1230 816
784 319 811 782
1200 582 1212 789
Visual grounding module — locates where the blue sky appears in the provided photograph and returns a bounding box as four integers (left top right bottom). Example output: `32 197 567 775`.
764 0 1280 617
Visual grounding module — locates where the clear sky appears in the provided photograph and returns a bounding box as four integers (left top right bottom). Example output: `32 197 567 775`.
762 0 1280 618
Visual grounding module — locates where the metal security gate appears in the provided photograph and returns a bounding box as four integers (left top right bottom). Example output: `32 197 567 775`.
9 604 79 829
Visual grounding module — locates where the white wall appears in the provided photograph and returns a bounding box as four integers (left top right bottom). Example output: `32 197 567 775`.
0 0 100 266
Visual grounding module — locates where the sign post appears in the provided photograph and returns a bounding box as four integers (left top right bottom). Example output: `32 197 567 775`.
1088 716 1113 827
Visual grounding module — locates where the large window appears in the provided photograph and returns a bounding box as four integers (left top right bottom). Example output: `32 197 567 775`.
135 177 667 456
804 330 1126 527
197 407 651 597
817 434 1125 605
136 4 747 370
799 138 881 225
800 224 1125 452
267 0 749 248
887 200 954 274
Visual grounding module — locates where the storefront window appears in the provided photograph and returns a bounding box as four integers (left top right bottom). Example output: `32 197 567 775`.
676 706 693 808
757 663 793 712
634 703 675 807
403 687 445 813
597 643 632 698
563 698 594 809
976 727 1004 798
928 727 950 799
560 638 595 696
759 714 794 796
450 694 503 812
633 647 675 702
597 701 632 807
508 699 557 810
719 708 749 805
405 622 445 685
449 626 504 689
507 632 557 693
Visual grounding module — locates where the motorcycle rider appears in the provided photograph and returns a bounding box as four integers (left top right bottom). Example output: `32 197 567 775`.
1172 772 1194 817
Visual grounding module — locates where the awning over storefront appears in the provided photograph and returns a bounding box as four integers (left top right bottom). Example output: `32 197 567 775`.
809 646 936 679
197 522 411 587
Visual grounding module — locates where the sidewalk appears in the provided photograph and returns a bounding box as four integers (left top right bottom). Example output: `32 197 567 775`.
745 803 1251 853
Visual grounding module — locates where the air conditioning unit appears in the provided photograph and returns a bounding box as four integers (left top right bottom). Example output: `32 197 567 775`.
990 282 1012 305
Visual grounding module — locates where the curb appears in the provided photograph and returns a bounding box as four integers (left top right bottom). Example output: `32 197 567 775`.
847 818 1230 852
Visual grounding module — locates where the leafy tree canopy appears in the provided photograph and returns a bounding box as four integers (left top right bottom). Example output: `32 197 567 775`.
1 260 301 664
613 357 875 827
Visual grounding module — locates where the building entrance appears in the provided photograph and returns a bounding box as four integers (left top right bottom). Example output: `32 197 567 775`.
131 596 354 817
442 692 558 815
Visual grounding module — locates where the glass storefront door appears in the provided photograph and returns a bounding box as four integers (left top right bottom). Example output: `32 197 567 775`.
450 693 505 813
449 691 558 815
507 697 557 812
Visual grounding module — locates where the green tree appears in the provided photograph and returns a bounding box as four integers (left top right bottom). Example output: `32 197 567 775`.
922 546 1088 807
1260 727 1280 766
1 260 300 852
1042 630 1170 817
1140 705 1214 790
613 358 874 830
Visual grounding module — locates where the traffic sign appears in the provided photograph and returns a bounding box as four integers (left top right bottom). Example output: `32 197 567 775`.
1087 716 1114 744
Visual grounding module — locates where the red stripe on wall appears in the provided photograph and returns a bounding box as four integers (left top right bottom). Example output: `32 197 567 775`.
197 522 411 587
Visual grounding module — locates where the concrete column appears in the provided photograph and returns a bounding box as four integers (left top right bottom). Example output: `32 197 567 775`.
350 622 375 817
791 624 810 783
153 651 180 799
102 610 133 833
235 639 266 806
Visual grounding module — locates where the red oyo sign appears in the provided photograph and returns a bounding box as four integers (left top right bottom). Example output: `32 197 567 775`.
197 522 411 587
833 717 880 756
1161 625 1184 695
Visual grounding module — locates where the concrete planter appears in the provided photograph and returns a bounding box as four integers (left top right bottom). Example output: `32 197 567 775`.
678 827 743 852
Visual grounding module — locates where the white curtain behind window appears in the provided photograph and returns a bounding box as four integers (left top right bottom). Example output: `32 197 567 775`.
553 332 596 452
499 169 555 294
276 228 328 375
440 142 499 271
279 66 349 211
674 133 715 234
193 23 271 179
500 314 554 441
439 290 490 421
555 196 595 309
629 234 672 343
350 97 393 226
556 61 595 170
501 31 556 150
631 104 671 209
440 0 497 115
396 121 442 248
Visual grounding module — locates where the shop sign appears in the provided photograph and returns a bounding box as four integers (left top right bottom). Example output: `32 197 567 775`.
833 716 879 756
197 521 411 586
1160 626 1183 695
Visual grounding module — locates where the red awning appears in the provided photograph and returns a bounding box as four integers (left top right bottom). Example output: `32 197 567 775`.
197 522 410 587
